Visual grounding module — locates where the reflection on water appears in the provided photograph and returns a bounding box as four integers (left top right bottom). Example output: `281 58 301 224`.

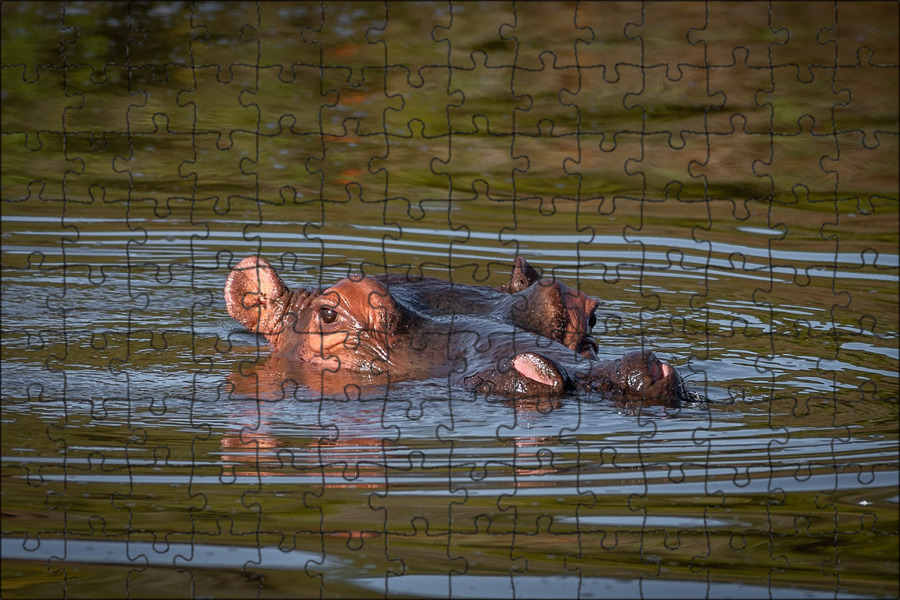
1 537 340 571
2 1 898 599
1 538 873 599
351 574 878 600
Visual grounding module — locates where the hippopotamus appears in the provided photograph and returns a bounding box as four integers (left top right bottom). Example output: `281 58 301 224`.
369 256 600 357
224 255 691 406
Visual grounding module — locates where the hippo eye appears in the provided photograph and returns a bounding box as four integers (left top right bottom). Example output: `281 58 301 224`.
319 307 338 324
588 314 597 329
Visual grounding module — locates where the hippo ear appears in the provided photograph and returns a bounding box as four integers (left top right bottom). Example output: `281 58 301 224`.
512 352 566 394
507 256 541 292
224 256 289 333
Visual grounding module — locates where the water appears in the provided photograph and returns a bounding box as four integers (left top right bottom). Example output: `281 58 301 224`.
2 2 898 598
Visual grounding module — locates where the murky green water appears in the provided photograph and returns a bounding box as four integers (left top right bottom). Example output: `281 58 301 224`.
2 2 898 598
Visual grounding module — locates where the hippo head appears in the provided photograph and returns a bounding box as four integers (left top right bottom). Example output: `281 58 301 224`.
225 256 421 373
585 350 689 406
464 348 688 406
505 256 600 357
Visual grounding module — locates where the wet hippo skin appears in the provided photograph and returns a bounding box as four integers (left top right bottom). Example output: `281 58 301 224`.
224 256 691 406
374 256 600 357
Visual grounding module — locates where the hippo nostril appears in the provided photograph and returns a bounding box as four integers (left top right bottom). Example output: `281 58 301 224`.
578 336 599 357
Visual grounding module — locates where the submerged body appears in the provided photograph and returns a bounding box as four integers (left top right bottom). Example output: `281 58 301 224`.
224 256 690 406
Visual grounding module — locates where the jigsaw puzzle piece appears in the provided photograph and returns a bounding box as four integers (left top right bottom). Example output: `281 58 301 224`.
501 3 587 70
500 4 588 134
305 118 390 220
688 2 787 68
573 2 642 68
829 1 899 65
583 4 711 148
625 2 707 82
435 2 516 70
752 116 838 204
570 3 644 142
246 6 330 208
509 130 580 211
1 5 78 200
756 67 848 137
769 2 838 84
304 2 403 134
832 46 900 148
371 2 452 87
366 121 456 263
437 5 523 136
703 49 780 135
691 115 772 201
189 3 261 84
